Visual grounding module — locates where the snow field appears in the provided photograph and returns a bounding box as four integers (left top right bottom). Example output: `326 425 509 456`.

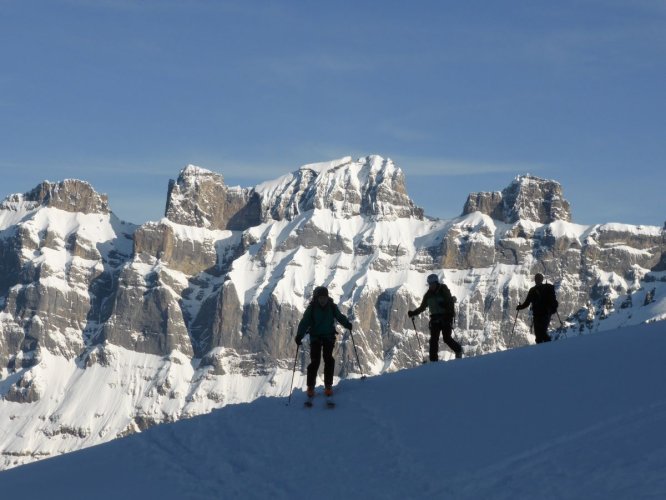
2 321 665 499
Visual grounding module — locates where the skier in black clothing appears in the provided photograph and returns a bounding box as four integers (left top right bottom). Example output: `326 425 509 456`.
516 273 559 344
408 274 463 361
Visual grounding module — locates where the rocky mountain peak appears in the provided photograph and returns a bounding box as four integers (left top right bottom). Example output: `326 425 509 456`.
1 179 109 214
462 174 571 223
165 165 261 231
164 157 423 228
256 155 424 221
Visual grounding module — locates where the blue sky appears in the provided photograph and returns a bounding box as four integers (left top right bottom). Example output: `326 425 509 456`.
1 0 664 226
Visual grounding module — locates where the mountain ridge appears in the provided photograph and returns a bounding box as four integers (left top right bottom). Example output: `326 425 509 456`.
0 155 664 470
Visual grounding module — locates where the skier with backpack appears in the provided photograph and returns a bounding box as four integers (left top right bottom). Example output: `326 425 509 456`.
516 273 559 344
295 286 352 399
408 274 463 361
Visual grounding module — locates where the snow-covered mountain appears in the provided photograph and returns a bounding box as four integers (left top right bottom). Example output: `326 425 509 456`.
1 321 665 499
1 155 664 470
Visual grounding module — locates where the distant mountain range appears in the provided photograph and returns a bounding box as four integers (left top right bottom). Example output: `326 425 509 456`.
1 155 664 470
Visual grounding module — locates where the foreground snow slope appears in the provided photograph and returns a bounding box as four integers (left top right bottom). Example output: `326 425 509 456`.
2 322 666 499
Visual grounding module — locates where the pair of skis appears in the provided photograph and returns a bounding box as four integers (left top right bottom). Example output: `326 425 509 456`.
304 392 335 409
287 328 367 409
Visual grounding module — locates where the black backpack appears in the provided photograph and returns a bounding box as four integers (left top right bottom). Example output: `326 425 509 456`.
535 283 558 315
434 284 456 319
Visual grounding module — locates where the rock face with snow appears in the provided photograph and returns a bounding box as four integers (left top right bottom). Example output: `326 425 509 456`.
256 156 424 221
165 165 262 231
1 156 664 470
1 179 110 215
0 180 132 411
463 175 571 224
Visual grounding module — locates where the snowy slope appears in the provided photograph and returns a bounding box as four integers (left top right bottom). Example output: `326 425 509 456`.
1 321 665 499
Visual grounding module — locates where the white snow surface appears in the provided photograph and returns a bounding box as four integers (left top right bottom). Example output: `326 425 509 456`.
299 155 353 173
0 204 134 258
1 321 665 499
180 164 216 177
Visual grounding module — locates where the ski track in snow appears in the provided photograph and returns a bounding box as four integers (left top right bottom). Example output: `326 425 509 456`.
447 400 666 499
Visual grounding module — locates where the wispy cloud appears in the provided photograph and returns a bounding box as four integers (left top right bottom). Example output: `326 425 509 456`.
198 152 545 184
198 147 547 183
9 161 175 177
392 156 544 177
378 124 432 143
516 7 666 71
200 144 370 182
200 161 293 183
248 53 381 88
60 0 151 12
0 160 187 197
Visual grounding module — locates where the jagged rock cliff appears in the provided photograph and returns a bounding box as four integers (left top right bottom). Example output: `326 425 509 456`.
0 180 127 369
165 165 261 230
255 156 424 221
1 158 664 470
463 175 571 223
1 179 110 215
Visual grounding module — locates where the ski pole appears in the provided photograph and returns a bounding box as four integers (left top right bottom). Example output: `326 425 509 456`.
411 317 426 364
348 328 367 380
553 311 566 340
286 344 300 406
511 310 519 337
556 311 564 328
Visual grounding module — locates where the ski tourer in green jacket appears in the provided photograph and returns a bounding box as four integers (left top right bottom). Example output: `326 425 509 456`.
296 287 352 342
295 286 353 396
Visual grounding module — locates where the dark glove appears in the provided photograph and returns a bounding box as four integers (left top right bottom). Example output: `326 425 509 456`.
295 337 302 346
515 305 522 311
408 310 415 318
